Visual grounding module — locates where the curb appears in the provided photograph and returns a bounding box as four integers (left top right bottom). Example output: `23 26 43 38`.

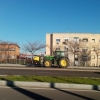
0 64 25 67
0 81 100 90
0 66 100 72
0 64 100 70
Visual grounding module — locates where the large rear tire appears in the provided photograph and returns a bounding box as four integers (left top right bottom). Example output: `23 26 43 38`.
43 60 52 67
59 58 68 68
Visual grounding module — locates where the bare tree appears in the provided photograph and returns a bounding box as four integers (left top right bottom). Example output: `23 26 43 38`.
67 41 83 66
92 44 100 66
78 47 91 66
23 41 45 64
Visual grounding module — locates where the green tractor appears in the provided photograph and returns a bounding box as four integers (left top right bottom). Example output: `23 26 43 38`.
43 51 69 68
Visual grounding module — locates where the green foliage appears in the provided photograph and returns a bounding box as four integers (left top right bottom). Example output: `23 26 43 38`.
0 75 100 85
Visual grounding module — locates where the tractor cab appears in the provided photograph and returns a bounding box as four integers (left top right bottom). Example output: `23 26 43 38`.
54 51 66 60
54 51 65 57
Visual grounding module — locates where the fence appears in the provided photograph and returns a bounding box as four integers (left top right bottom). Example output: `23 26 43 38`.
0 59 32 65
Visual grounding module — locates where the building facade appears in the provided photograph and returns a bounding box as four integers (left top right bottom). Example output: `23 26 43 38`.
46 33 100 66
0 43 20 61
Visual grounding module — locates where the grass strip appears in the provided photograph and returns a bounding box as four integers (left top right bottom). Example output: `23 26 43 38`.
0 75 100 85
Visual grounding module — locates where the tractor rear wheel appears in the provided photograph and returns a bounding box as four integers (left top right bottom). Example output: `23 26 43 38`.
59 58 68 68
43 60 52 67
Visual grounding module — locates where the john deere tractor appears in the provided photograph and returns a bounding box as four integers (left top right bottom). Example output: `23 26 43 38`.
43 51 69 68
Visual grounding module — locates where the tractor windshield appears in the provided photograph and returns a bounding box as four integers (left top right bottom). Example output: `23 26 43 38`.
61 52 64 56
56 51 65 56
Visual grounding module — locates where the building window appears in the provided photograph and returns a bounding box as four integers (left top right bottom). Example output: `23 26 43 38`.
0 55 2 58
92 39 95 43
56 39 60 44
79 48 82 51
83 38 88 42
91 55 95 59
99 39 100 42
79 39 82 41
2 55 6 58
75 55 78 61
74 37 79 42
64 38 68 42
64 46 68 52
83 48 88 52
9 48 15 51
11 55 15 59
63 38 68 44
56 48 60 51
98 47 100 50
92 63 95 66
75 58 78 61
92 47 95 51
82 56 87 61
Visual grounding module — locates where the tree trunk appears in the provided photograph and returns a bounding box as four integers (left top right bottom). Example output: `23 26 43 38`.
97 56 98 66
96 53 98 67
31 53 34 65
74 54 75 66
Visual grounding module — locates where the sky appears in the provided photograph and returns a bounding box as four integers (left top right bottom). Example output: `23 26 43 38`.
0 0 100 53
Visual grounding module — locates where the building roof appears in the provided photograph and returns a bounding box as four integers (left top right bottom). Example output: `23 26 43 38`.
47 32 100 34
0 43 20 48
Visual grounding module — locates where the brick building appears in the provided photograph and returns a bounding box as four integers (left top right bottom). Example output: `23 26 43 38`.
0 43 20 61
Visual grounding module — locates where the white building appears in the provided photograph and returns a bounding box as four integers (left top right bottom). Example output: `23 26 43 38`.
46 33 100 66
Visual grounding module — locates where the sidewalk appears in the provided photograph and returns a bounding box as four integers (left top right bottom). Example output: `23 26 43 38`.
0 64 25 67
0 64 100 70
68 66 100 70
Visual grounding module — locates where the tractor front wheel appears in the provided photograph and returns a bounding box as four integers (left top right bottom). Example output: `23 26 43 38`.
59 58 68 68
43 60 52 67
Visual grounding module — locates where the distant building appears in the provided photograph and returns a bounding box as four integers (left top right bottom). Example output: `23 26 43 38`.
0 43 20 61
46 33 100 66
19 53 32 59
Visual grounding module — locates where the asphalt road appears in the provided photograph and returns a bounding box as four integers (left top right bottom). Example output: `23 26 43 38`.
0 86 100 100
0 67 100 78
